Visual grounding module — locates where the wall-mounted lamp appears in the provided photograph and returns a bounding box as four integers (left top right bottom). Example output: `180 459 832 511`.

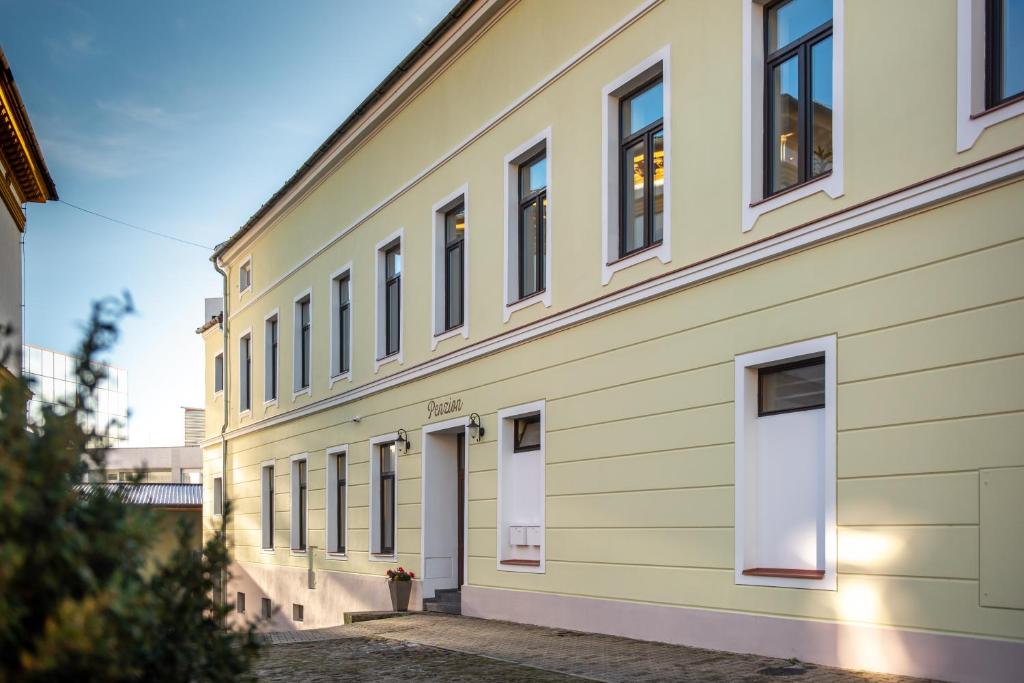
468 413 485 442
396 429 410 453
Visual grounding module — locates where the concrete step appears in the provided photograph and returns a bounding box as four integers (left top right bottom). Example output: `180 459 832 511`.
432 589 462 603
423 600 461 615
343 610 411 624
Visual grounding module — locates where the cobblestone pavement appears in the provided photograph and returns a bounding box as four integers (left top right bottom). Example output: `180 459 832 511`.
258 613 938 682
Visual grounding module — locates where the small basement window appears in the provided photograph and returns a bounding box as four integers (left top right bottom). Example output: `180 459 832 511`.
261 597 272 618
236 592 246 614
292 604 304 622
513 415 541 452
758 358 825 416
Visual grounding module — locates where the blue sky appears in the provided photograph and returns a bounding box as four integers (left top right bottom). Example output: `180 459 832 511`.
2 0 452 445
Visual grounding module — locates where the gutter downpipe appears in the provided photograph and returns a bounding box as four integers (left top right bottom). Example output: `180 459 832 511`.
213 256 229 606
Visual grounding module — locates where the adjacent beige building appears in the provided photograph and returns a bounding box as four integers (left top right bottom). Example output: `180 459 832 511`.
199 2 1024 680
0 47 57 381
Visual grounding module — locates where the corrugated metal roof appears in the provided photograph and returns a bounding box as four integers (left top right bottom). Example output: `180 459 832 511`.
74 483 203 508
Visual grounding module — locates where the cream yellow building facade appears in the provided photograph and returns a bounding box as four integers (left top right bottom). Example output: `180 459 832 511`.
199 1 1024 680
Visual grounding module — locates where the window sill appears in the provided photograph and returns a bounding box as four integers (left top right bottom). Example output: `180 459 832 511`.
431 324 468 350
263 398 279 409
742 568 824 580
742 169 842 232
239 286 252 299
503 288 551 323
326 552 348 561
500 559 540 567
374 352 402 374
368 552 396 562
750 172 833 209
289 549 307 556
239 409 252 421
260 547 275 554
328 372 352 389
971 92 1024 119
291 387 311 402
602 238 670 285
606 241 663 267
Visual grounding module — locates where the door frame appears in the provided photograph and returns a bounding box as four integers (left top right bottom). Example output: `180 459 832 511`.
420 416 471 599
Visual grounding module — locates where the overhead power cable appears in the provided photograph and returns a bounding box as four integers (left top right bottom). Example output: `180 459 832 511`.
58 199 213 251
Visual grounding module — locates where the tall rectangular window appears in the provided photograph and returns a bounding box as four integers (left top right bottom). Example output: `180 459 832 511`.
265 315 278 402
379 442 396 554
619 78 664 257
239 334 251 412
764 0 833 196
213 476 223 516
336 453 346 554
443 205 465 331
518 154 546 300
292 459 307 551
336 275 350 375
987 0 1024 107
239 259 252 293
735 337 836 590
384 246 401 357
261 464 274 550
214 352 224 393
295 295 311 391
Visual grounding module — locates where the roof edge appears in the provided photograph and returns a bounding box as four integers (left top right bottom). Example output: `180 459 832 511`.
0 46 58 203
212 0 486 262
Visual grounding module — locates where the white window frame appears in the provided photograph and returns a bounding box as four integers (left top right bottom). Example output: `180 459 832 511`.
734 335 837 590
368 432 399 560
374 229 404 373
263 309 279 407
238 328 252 418
328 263 354 387
238 255 252 297
431 185 470 349
325 445 349 557
503 128 553 322
260 460 275 552
213 351 224 398
212 476 223 517
292 288 313 399
956 0 1024 151
290 453 309 555
496 400 546 574
741 0 845 232
601 47 672 285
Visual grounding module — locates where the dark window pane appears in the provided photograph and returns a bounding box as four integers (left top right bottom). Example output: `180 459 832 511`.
386 247 401 278
652 131 665 244
513 415 541 452
768 0 832 52
386 280 400 355
338 276 349 305
759 358 825 415
810 36 833 177
519 198 543 298
769 54 800 194
520 155 547 197
381 479 394 552
214 354 224 392
1001 0 1024 100
622 80 663 135
445 205 465 244
622 139 646 254
339 305 350 373
446 242 463 329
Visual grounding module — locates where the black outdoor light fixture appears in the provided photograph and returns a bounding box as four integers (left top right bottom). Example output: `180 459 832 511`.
396 429 411 453
468 413 485 442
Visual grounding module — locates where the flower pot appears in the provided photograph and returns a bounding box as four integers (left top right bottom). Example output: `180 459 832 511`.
389 580 411 612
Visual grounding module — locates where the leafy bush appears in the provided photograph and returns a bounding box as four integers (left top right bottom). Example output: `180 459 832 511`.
0 296 260 682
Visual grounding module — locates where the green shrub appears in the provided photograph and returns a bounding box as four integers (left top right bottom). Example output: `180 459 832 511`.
0 296 260 682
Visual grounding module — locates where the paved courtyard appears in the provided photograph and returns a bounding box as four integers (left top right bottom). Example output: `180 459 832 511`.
257 613 936 682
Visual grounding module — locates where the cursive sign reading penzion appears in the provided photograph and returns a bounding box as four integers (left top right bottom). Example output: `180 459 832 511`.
427 397 463 420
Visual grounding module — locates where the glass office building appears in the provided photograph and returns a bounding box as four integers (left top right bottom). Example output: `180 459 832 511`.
22 344 129 447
